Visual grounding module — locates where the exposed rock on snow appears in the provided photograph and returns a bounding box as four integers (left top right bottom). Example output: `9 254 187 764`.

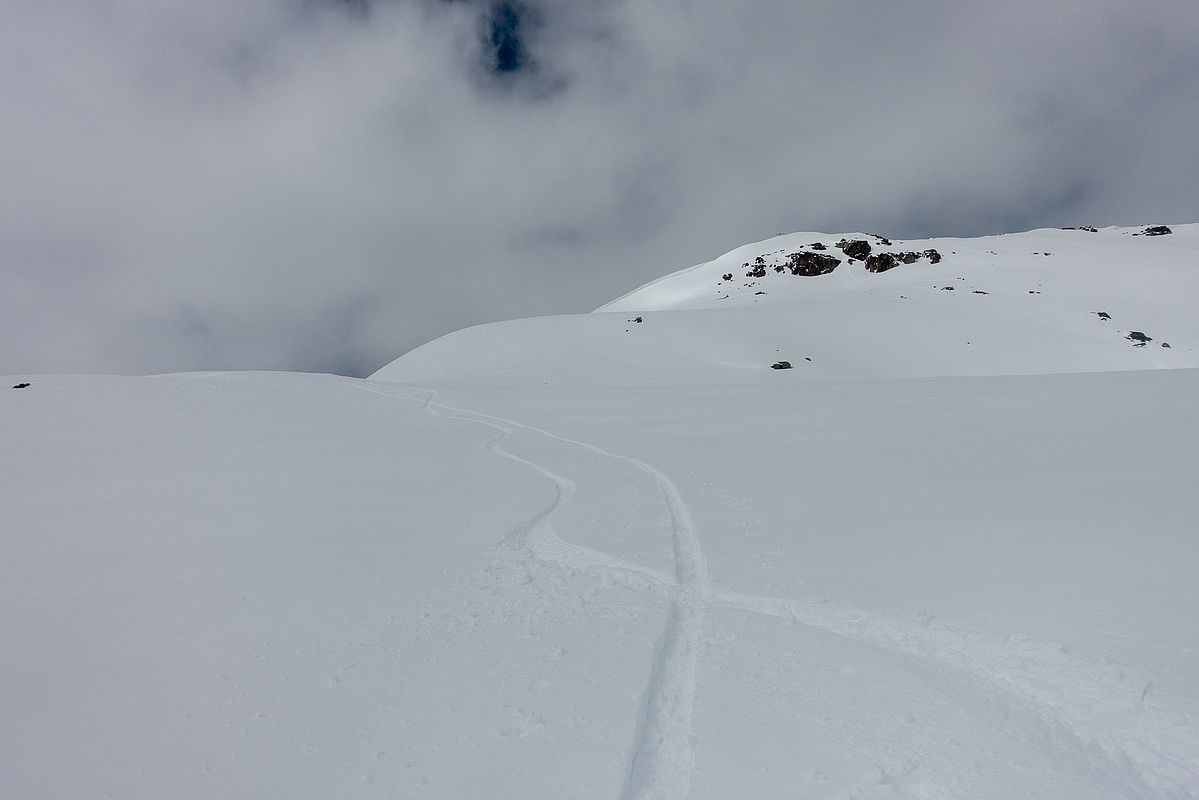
865 252 899 273
836 238 873 260
785 251 841 276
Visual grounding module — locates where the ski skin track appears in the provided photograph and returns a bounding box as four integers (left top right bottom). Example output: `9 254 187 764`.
432 389 710 800
357 380 1198 799
357 382 708 799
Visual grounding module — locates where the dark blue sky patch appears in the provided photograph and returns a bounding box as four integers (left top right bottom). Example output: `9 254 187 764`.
487 2 531 74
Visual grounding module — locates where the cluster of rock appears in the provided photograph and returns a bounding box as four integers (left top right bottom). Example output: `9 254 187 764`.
1062 226 1098 232
864 250 942 273
1136 226 1173 237
742 250 843 278
745 258 769 278
836 238 873 260
832 239 943 273
729 236 944 283
780 251 841 276
1094 313 1172 348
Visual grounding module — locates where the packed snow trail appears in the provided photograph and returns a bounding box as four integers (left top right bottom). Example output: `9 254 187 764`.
358 384 710 799
425 397 712 800
359 381 1199 799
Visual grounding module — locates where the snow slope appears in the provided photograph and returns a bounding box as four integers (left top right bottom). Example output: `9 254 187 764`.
378 225 1199 385
4 224 1199 799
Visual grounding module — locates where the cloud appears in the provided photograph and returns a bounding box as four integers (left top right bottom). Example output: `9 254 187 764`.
3 0 1197 376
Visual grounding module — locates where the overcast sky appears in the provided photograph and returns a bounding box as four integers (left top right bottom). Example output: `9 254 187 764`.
4 0 1197 377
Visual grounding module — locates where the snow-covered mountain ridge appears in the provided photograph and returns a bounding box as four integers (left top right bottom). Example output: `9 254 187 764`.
5 222 1199 799
600 224 1189 312
374 223 1198 385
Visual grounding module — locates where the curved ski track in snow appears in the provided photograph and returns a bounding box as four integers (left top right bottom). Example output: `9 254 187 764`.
359 381 1199 799
712 590 1199 799
427 394 711 800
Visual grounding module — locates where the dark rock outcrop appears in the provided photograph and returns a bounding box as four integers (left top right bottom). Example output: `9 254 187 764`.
12 382 30 389
1127 331 1152 345
922 249 942 264
1139 226 1172 236
865 252 899 273
786 251 841 276
771 361 792 370
836 239 873 260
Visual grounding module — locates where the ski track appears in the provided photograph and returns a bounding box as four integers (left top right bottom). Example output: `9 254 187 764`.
428 392 711 800
357 381 1199 799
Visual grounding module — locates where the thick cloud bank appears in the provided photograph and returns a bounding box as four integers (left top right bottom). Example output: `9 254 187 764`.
3 0 1197 375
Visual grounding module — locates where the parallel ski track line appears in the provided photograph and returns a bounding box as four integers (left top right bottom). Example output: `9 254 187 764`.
431 399 712 800
358 383 708 799
357 381 1199 800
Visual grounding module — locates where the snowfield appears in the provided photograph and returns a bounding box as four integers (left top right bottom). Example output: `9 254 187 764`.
4 225 1199 798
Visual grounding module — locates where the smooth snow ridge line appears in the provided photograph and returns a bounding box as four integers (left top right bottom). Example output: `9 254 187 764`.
360 384 708 799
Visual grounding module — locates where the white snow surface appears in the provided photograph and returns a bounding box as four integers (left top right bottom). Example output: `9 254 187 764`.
5 224 1199 798
382 225 1199 386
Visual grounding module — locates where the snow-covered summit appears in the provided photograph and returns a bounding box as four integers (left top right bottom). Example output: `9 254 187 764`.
599 224 1195 313
373 223 1199 385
